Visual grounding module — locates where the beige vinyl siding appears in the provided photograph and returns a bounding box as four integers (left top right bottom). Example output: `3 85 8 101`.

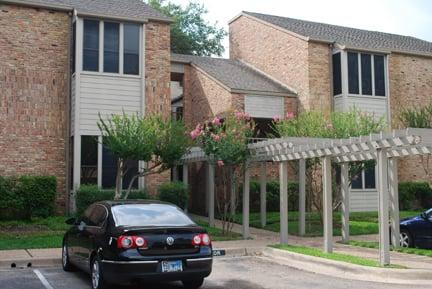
349 189 378 212
333 96 344 112
79 74 141 135
346 96 387 120
245 95 284 118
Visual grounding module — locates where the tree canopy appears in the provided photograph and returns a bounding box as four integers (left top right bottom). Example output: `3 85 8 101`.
147 0 227 56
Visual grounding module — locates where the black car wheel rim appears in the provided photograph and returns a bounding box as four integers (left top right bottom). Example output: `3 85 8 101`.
62 245 67 267
92 261 100 289
400 232 410 247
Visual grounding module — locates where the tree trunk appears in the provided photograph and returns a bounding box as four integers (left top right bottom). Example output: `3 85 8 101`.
114 158 124 200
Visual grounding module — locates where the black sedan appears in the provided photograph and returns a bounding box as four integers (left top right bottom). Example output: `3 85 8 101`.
400 208 432 248
62 200 212 289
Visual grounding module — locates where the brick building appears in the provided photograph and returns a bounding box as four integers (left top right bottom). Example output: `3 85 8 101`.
0 0 171 213
173 11 432 212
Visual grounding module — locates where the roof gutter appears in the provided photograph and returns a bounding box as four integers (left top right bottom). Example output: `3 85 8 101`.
0 0 72 11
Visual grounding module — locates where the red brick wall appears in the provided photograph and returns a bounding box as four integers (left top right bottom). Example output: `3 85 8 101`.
0 4 70 212
388 53 432 184
143 20 172 195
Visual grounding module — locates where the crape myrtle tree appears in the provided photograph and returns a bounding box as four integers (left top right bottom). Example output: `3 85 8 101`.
146 0 227 56
273 108 386 224
190 111 255 234
98 113 190 200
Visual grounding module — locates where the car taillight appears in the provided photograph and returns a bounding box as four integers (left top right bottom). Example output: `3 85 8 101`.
117 235 148 249
192 234 211 246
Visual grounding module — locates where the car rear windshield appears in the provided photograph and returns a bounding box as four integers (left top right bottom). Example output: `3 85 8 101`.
111 204 196 227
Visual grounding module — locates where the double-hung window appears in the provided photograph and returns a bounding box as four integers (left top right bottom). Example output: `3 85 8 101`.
351 165 376 190
82 20 140 75
347 52 386 96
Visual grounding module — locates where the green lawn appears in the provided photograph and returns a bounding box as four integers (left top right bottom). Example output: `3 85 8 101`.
347 240 432 258
271 244 404 268
0 216 241 250
233 211 421 237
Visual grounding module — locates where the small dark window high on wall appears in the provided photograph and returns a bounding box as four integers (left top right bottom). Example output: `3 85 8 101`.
81 136 98 185
83 19 99 71
374 55 386 96
123 24 140 75
332 53 342 96
361 54 372 95
348 52 359 94
104 22 119 73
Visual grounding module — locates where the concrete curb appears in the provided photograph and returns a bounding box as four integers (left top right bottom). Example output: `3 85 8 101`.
261 247 432 285
0 257 61 269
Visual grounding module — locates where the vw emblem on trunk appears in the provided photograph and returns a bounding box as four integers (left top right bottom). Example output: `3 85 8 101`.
166 236 175 246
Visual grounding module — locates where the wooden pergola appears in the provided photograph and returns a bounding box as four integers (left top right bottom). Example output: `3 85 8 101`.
181 128 432 265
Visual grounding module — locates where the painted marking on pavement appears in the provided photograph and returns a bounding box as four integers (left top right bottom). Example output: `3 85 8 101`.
33 269 55 289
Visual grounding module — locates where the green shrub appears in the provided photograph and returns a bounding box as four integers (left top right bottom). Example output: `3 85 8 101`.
0 176 57 220
76 185 149 215
157 181 188 209
399 182 432 210
240 180 299 213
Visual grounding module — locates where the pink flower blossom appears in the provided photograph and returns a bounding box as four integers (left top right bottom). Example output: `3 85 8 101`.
212 117 221 126
326 123 333 129
190 129 199 140
244 113 251 120
211 133 221 142
235 111 244 120
286 112 295 119
272 115 281 122
217 160 224 167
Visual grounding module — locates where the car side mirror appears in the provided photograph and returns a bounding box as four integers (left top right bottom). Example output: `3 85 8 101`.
65 217 76 225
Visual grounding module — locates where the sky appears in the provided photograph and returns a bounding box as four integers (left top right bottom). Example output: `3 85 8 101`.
169 0 432 57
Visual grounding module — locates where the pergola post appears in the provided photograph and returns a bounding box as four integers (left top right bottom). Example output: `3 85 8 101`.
322 156 333 253
182 164 188 212
298 159 306 236
242 163 250 238
340 162 350 243
260 162 267 228
389 158 400 249
377 149 390 265
207 162 215 227
279 161 289 244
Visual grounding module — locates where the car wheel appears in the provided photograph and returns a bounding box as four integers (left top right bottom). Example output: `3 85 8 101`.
182 278 204 289
62 243 74 272
91 257 106 289
400 230 413 248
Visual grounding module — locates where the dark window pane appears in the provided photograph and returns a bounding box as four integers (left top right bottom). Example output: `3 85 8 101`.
81 136 98 185
374 55 386 96
83 19 99 71
72 22 76 73
364 167 376 189
123 159 138 190
253 118 277 138
348 52 359 94
361 54 372 95
102 143 138 190
124 23 140 75
351 171 362 189
104 22 119 73
112 204 195 227
332 53 342 96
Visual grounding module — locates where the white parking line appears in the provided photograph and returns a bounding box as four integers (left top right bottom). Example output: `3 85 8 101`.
33 269 55 289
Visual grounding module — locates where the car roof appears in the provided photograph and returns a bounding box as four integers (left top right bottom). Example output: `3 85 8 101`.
97 199 175 208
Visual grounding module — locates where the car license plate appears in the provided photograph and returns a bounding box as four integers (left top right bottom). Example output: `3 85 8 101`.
161 260 183 272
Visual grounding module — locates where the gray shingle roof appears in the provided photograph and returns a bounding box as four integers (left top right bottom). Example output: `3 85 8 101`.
243 11 432 57
171 54 295 95
2 0 171 22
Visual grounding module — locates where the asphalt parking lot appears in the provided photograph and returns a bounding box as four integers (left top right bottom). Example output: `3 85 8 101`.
0 256 417 289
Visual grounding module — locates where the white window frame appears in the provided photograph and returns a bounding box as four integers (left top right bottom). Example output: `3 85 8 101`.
350 166 377 191
82 19 142 77
346 51 387 99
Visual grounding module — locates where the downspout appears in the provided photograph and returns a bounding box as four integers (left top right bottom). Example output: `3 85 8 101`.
65 10 73 214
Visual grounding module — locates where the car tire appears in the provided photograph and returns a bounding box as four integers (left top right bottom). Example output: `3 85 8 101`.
182 278 204 289
62 243 75 272
91 256 107 289
400 229 413 248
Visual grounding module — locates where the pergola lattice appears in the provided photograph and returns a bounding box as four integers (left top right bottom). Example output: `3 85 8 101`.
181 128 432 266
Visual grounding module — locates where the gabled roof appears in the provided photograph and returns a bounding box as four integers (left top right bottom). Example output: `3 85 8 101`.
171 54 296 96
0 0 171 22
238 11 432 57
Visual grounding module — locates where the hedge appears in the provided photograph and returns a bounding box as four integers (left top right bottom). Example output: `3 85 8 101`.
239 180 299 213
76 185 148 215
0 176 57 220
157 181 189 209
399 182 432 210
